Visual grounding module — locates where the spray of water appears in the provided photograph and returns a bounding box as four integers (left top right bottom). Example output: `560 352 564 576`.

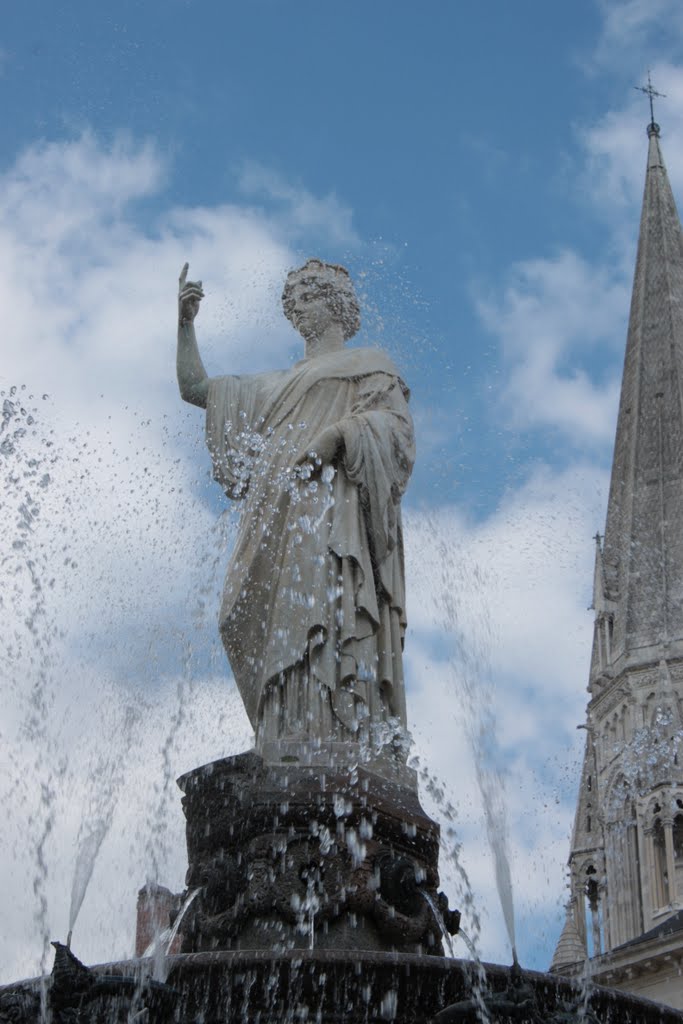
427 516 517 961
420 891 455 957
470 727 517 962
68 702 144 937
1 388 63 999
1 386 243 981
143 510 232 896
147 887 201 983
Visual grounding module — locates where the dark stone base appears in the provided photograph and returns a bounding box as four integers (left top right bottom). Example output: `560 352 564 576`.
4 951 682 1024
177 751 456 954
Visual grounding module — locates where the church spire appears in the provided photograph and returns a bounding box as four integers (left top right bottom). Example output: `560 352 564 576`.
553 120 683 1003
597 118 683 680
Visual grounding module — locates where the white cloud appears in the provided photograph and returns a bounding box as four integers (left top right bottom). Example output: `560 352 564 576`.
591 0 683 71
237 161 359 248
477 250 625 443
0 136 356 427
405 462 606 769
476 55 683 448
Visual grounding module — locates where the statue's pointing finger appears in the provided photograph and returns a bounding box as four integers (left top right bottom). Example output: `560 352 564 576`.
178 262 205 323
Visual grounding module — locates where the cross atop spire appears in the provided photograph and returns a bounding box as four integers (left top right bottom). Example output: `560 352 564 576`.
635 70 666 137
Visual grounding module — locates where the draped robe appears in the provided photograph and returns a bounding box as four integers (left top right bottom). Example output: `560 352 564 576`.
205 346 415 749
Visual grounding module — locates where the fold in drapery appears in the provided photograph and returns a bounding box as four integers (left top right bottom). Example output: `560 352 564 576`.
206 347 414 747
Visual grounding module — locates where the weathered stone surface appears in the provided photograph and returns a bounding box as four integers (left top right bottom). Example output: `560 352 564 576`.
177 752 455 954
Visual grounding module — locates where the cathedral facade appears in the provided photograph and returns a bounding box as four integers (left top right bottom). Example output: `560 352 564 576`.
551 119 683 1010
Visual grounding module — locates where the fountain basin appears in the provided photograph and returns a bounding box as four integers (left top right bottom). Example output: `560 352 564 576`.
3 950 682 1023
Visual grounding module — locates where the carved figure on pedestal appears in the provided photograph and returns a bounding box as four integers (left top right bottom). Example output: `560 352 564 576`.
176 259 415 762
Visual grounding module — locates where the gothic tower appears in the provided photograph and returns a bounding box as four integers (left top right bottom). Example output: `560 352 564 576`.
551 116 683 1009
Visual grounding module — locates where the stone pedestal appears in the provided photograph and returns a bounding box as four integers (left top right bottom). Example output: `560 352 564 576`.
177 751 455 954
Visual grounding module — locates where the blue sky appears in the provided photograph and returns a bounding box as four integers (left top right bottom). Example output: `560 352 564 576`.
3 0 683 983
1 0 617 513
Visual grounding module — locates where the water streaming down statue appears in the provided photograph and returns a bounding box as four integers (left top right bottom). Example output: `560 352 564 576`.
172 260 462 956
176 259 415 765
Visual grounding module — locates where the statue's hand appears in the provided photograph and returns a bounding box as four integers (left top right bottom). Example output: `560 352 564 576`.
178 262 205 324
296 425 343 472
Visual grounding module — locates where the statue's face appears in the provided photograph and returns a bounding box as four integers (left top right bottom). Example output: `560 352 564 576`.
288 278 337 340
282 260 360 341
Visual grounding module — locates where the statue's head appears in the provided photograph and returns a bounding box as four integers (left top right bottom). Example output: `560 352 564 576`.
282 259 361 342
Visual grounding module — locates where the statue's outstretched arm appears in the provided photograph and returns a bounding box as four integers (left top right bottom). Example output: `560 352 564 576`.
177 262 209 409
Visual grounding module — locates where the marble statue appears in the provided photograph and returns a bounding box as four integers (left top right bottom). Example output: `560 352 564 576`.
176 259 415 761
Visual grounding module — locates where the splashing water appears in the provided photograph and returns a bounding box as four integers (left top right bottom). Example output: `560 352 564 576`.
142 502 234 898
292 876 321 951
577 954 594 1024
442 535 516 960
419 891 493 1024
415 514 517 962
69 824 110 936
1 389 63 994
0 385 244 983
420 891 455 957
459 926 493 1024
68 701 144 937
404 747 483 969
473 749 516 962
144 887 201 983
457 925 480 960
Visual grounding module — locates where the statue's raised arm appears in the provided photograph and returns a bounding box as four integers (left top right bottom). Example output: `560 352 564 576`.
176 263 209 409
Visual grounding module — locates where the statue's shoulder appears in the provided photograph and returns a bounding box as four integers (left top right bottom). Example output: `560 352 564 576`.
210 368 289 393
351 346 402 373
348 348 409 397
313 346 404 380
